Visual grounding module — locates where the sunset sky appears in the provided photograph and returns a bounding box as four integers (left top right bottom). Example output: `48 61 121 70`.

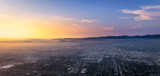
0 0 160 40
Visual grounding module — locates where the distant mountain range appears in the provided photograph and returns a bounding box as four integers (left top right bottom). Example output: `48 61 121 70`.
1 34 160 42
82 34 160 39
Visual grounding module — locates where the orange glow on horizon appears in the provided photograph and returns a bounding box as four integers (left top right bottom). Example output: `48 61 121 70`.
0 11 115 41
0 20 93 40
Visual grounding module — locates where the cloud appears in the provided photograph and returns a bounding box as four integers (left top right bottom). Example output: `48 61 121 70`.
71 24 78 26
119 17 133 19
142 5 160 10
52 17 99 24
131 25 142 29
121 5 160 21
100 26 115 31
52 16 73 21
81 19 98 23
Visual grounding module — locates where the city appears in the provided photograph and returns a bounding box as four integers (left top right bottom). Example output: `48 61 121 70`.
0 39 160 76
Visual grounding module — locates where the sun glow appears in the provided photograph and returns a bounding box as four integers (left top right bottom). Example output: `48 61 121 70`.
0 26 36 39
0 5 114 41
0 19 55 40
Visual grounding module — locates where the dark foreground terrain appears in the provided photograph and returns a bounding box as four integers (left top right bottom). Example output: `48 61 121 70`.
0 39 160 76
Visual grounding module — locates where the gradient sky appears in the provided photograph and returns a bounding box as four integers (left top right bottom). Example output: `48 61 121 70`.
0 0 160 40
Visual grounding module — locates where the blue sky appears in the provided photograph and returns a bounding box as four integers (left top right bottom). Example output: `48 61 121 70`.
0 0 160 39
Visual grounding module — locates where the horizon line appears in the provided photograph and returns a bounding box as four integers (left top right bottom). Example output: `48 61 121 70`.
0 33 159 41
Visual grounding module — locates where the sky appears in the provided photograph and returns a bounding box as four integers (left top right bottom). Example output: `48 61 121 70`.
0 0 160 40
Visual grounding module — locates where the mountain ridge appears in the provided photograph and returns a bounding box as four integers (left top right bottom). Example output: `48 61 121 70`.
81 34 160 39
